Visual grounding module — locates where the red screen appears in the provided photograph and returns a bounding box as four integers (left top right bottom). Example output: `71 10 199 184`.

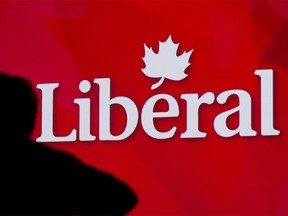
1 0 288 215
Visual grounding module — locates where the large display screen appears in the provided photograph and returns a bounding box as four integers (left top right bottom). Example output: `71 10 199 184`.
1 0 288 215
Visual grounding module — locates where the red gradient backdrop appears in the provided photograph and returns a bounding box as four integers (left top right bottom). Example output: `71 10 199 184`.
1 0 288 215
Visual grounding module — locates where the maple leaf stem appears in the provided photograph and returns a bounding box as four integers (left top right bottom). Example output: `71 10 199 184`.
151 77 165 90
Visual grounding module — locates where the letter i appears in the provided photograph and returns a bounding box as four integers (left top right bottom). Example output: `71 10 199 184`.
74 80 96 141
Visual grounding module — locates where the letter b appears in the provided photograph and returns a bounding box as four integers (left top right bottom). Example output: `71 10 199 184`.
94 78 138 141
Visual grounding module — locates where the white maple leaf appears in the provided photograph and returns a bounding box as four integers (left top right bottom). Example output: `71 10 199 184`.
142 35 193 90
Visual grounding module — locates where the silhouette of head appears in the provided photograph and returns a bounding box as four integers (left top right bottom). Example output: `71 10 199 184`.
0 74 37 140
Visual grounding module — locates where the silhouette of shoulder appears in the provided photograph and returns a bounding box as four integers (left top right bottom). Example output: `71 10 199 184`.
0 140 137 215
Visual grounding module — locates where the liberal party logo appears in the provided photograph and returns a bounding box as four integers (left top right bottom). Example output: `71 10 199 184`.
35 35 280 142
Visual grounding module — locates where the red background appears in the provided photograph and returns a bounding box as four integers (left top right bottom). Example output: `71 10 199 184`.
1 0 288 215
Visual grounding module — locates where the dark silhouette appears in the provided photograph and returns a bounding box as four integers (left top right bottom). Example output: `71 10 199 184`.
0 74 137 215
